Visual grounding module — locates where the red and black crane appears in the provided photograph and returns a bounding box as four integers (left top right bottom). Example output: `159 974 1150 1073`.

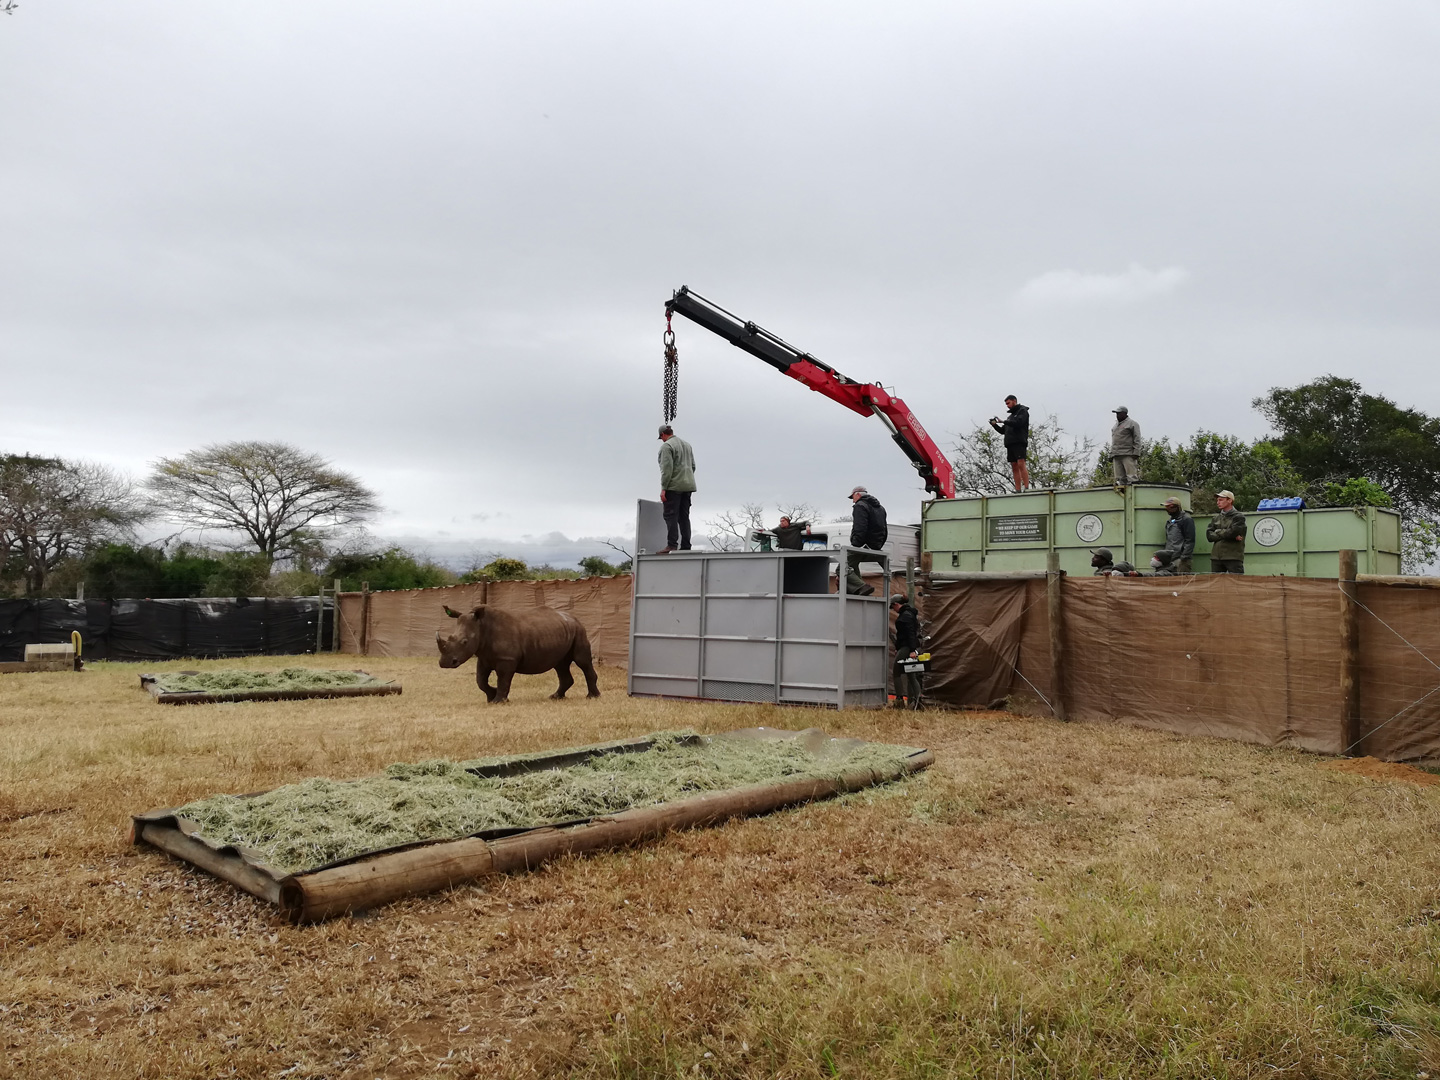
663 286 955 499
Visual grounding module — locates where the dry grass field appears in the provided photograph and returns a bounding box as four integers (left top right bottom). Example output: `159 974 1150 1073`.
3 655 1439 1079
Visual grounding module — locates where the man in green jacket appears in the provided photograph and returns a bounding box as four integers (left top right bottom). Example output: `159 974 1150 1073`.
1206 489 1246 573
657 424 697 553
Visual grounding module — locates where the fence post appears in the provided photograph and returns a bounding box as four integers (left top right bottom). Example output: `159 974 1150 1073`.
360 582 371 657
1046 550 1067 721
1339 548 1361 755
332 579 342 652
315 587 325 655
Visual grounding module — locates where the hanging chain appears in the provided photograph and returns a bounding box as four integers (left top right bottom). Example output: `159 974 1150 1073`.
662 312 679 424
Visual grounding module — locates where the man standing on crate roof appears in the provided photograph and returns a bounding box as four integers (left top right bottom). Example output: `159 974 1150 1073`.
988 394 1031 492
1162 497 1196 573
1207 490 1247 574
656 424 696 555
1110 406 1141 490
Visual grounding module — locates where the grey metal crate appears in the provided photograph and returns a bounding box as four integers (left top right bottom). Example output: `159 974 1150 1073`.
628 548 889 709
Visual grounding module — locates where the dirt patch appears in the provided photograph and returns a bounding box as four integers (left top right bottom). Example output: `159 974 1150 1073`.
1319 755 1440 787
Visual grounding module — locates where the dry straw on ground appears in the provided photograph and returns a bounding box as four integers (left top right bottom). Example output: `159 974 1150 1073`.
3 655 1438 1078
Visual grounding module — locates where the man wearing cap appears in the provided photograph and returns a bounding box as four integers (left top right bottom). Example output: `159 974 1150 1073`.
988 395 1030 492
1110 406 1141 489
845 486 888 595
1206 490 1246 573
1090 547 1117 575
773 515 812 551
656 424 696 554
1162 497 1196 573
890 593 922 708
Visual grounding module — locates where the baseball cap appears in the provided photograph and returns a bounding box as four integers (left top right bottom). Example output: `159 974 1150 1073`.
1112 405 1128 414
1216 489 1236 500
849 485 867 496
657 423 672 439
1090 547 1113 559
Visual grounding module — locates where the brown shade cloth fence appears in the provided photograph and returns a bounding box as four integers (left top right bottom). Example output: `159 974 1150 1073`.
335 571 900 671
336 577 635 667
922 575 1440 762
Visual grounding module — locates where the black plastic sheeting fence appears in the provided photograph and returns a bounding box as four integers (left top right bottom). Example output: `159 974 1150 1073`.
0 598 332 662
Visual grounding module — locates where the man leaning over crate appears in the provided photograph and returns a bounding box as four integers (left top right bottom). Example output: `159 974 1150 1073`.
1206 490 1246 574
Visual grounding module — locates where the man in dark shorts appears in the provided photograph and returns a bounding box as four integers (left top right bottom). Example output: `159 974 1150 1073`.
988 395 1030 491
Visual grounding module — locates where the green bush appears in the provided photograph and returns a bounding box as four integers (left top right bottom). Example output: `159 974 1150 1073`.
1321 477 1393 508
324 547 456 592
82 543 272 599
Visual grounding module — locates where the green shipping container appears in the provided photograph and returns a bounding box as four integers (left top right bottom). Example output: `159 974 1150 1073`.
921 484 1401 578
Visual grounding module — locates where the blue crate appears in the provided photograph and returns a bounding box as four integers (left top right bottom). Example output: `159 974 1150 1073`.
1256 496 1306 510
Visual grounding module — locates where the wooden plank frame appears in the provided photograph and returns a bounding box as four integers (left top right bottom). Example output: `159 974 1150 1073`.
132 729 935 923
138 670 401 705
0 659 80 675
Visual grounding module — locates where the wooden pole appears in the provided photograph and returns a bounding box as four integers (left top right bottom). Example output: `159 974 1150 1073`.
360 582 371 657
314 587 325 655
1046 550 1067 722
332 578 342 652
1339 549 1361 756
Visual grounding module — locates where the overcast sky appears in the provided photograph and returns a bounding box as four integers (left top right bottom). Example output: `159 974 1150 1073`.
3 1 1437 564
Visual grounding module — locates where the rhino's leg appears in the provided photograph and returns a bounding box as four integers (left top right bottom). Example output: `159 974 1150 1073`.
574 635 601 699
492 665 516 703
550 663 575 700
477 666 498 702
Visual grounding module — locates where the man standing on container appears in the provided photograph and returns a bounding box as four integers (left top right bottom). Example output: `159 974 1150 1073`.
1110 406 1141 489
1206 489 1246 573
988 395 1030 492
657 424 696 554
1162 497 1196 573
845 485 887 595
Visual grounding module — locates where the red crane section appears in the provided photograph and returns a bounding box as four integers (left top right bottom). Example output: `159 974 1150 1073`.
664 286 956 499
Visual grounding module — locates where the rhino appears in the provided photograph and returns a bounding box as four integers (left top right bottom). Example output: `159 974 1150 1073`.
437 604 601 703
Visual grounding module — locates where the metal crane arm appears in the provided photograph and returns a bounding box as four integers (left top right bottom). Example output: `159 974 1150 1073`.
665 286 955 498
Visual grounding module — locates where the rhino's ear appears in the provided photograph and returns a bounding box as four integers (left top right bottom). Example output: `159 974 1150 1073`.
443 605 461 619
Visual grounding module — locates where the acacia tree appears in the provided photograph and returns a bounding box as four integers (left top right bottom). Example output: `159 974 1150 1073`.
0 454 147 595
147 442 380 564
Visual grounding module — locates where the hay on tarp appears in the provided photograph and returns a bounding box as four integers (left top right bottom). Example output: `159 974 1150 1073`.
152 668 382 693
175 730 922 874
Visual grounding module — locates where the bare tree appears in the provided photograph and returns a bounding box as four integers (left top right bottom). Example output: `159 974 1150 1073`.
950 413 1098 496
706 502 766 552
147 442 379 564
0 454 147 595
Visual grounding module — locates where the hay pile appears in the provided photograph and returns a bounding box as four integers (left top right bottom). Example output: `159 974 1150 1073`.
177 731 918 873
155 669 381 694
